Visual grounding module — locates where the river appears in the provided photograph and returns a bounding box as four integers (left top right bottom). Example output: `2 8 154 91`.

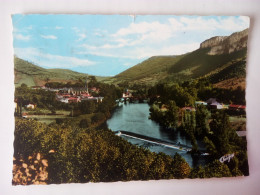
107 102 209 168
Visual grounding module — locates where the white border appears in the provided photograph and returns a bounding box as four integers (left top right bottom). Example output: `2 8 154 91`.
1 0 260 194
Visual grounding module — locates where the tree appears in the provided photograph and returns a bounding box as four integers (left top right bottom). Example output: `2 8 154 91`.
203 136 217 155
172 153 191 178
79 118 91 128
91 112 106 124
195 105 210 137
14 118 46 158
80 100 96 114
164 100 179 129
190 166 206 178
149 103 162 122
210 111 233 156
204 160 232 178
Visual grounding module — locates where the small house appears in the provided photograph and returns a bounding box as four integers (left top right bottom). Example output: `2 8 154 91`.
68 97 80 103
195 101 207 106
206 98 223 109
26 103 36 109
181 107 196 112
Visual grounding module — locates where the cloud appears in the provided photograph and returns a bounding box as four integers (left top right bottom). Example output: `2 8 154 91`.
14 34 30 41
79 42 200 59
93 29 108 37
77 33 87 41
112 21 173 42
112 16 249 42
41 35 57 39
78 16 248 60
218 16 249 31
55 26 63 30
123 62 133 66
25 25 33 30
168 16 249 32
124 42 200 59
72 27 87 41
14 47 96 69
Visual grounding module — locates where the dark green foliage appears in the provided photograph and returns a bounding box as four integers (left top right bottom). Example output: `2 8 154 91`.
209 111 234 156
169 48 247 79
14 118 192 183
164 100 179 129
208 58 246 84
203 136 217 155
148 79 248 176
14 118 46 158
197 84 245 105
15 84 64 111
204 160 232 178
190 166 206 178
180 111 198 153
148 83 195 107
79 100 96 114
172 153 191 178
149 100 179 129
79 118 91 128
190 159 243 178
195 105 210 137
91 112 106 124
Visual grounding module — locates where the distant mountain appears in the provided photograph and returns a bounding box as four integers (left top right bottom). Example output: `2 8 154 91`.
200 28 248 55
14 57 108 87
14 28 249 89
112 28 248 88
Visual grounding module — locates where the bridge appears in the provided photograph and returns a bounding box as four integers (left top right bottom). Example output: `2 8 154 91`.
115 130 193 152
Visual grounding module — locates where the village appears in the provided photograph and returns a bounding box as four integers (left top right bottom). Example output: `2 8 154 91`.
20 86 246 117
30 85 104 104
183 98 246 113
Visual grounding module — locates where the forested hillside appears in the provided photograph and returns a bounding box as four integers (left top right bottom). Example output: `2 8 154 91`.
112 28 248 87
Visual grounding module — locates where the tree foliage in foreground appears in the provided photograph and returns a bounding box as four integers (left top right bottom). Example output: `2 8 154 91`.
14 117 245 183
14 118 193 183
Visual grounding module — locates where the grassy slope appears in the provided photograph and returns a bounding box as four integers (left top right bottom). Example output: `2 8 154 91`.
111 47 247 86
113 55 184 85
14 57 110 87
169 48 247 79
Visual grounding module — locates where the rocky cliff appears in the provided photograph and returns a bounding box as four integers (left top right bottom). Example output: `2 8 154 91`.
200 28 248 55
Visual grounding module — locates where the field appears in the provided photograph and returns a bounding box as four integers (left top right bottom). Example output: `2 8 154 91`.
26 110 71 125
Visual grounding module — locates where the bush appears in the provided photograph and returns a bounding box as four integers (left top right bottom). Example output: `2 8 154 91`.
79 118 91 128
91 112 106 124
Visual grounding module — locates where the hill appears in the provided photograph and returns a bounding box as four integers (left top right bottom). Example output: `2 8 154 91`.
113 55 184 85
112 28 248 87
14 28 248 88
14 57 109 87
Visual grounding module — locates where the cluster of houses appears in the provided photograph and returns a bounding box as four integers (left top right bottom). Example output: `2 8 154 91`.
55 87 104 104
122 89 132 98
180 98 246 112
32 85 104 104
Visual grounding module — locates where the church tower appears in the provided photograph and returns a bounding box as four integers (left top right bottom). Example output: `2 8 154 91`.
85 75 89 94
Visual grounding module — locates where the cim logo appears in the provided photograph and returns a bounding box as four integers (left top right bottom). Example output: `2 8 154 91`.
219 153 235 163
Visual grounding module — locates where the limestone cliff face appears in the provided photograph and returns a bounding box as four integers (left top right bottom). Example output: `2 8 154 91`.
200 28 248 55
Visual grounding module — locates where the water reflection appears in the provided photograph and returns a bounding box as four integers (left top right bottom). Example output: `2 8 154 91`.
107 102 209 167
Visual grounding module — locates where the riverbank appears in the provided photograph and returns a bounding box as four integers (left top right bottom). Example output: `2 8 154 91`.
107 102 210 167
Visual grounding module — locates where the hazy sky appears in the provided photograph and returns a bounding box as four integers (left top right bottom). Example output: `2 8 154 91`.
12 15 249 76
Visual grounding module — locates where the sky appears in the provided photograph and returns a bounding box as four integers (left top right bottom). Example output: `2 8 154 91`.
12 15 249 76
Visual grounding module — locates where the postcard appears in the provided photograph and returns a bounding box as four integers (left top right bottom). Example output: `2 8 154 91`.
12 15 249 184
